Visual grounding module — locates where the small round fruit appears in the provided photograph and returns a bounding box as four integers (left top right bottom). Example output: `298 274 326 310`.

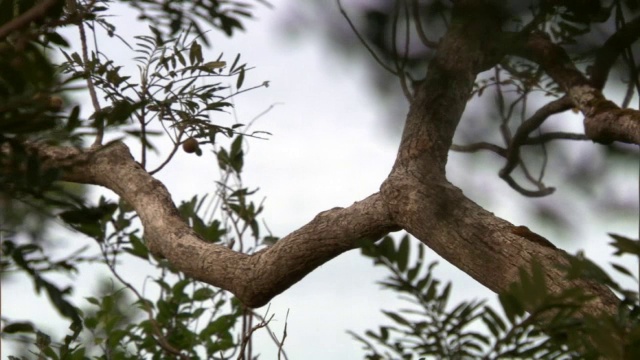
182 137 199 153
49 96 64 111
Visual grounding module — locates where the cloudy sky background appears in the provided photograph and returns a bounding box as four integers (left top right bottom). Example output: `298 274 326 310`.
3 1 639 359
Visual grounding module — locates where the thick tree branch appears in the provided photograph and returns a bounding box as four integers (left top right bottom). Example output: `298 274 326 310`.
381 171 618 317
29 142 400 308
383 0 619 318
514 32 640 145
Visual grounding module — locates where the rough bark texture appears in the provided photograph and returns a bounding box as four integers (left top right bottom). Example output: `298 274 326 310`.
31 142 399 308
20 0 637 315
515 31 640 144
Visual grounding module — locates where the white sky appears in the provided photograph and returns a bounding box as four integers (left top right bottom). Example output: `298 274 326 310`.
2 1 639 359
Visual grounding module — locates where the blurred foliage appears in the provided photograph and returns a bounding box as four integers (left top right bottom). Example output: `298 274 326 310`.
354 234 640 359
0 0 270 238
127 0 267 45
1 0 280 358
2 149 277 358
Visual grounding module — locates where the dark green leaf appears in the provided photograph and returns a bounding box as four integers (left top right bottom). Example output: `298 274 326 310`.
3 322 34 333
396 235 410 272
236 67 245 89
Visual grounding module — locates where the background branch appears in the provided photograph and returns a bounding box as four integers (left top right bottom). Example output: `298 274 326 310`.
0 0 60 40
515 31 640 145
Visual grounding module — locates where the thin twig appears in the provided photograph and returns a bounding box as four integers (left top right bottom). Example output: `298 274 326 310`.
277 309 289 360
148 125 185 175
517 94 547 187
496 96 572 196
76 17 104 145
237 312 274 360
401 0 412 100
524 132 589 144
337 0 398 75
391 0 412 100
220 81 270 101
450 142 507 157
411 0 438 48
241 306 254 360
248 309 289 360
499 172 555 197
101 246 189 359
501 96 572 176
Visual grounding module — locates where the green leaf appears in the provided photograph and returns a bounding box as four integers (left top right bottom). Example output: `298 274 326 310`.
236 67 245 89
205 101 232 111
85 297 100 306
128 234 149 260
203 61 226 69
189 41 203 65
610 262 635 279
172 279 191 299
396 235 410 272
175 48 186 66
45 32 69 47
609 233 640 256
229 53 241 72
66 105 81 131
200 314 238 339
382 311 411 327
499 291 525 324
193 287 215 301
378 236 396 262
217 148 229 170
71 52 83 65
2 322 34 333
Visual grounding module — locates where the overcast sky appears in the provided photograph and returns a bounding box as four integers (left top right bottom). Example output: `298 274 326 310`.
3 1 639 359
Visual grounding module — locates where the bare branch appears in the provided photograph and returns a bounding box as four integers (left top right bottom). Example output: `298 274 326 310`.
450 142 507 156
410 0 438 48
501 96 573 175
337 0 398 76
75 13 104 146
277 310 289 360
499 171 555 197
525 132 590 144
390 0 413 100
514 31 640 145
238 311 274 360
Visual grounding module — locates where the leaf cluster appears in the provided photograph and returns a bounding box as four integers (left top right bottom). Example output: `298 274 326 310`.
354 233 640 359
2 1 278 358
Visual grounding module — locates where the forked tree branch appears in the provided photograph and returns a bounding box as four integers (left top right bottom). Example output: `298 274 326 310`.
382 0 618 317
514 31 640 145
